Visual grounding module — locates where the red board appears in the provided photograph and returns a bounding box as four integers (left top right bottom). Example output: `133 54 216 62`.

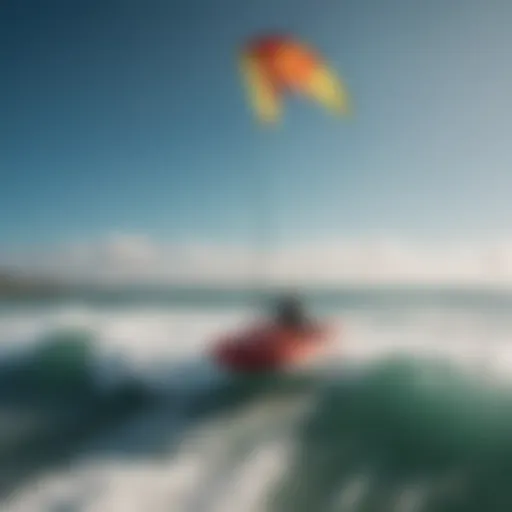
211 324 331 373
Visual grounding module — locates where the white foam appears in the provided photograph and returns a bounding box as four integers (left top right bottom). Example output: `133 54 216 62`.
2 380 302 512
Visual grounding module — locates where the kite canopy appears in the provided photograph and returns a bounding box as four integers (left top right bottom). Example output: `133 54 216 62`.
239 34 351 123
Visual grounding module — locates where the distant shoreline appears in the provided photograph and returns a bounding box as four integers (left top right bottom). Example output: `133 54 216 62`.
0 273 65 299
3 277 512 308
3 271 512 301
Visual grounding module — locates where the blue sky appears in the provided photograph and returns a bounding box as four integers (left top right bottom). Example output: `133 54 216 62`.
2 0 512 252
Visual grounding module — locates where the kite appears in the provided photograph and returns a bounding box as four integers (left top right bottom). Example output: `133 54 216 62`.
239 34 351 123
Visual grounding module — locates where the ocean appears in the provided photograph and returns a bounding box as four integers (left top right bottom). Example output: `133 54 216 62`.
1 287 512 511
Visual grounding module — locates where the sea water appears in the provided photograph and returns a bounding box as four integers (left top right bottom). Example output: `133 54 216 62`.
1 288 512 511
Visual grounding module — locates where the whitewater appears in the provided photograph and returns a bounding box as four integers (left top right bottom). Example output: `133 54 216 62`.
1 290 512 511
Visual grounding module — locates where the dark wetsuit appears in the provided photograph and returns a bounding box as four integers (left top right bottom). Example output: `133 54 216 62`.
274 296 309 330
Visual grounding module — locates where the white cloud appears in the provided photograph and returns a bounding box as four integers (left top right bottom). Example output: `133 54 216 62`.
3 233 512 287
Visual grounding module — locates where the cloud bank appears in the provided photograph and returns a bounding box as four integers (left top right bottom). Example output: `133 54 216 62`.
3 233 512 287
